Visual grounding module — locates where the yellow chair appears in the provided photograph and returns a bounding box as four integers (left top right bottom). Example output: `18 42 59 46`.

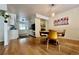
47 30 59 49
48 30 57 40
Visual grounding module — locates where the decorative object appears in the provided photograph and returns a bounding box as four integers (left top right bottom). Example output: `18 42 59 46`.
54 17 69 26
0 10 10 46
10 25 17 30
4 20 9 46
0 10 10 20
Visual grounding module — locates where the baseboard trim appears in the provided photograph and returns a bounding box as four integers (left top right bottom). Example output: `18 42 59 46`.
58 37 79 41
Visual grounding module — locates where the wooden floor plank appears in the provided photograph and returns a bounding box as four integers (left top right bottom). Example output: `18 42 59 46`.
0 37 79 55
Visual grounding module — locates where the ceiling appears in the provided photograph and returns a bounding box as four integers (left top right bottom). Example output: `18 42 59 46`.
7 4 79 18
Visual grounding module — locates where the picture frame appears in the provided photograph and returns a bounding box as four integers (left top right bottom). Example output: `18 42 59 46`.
54 17 69 26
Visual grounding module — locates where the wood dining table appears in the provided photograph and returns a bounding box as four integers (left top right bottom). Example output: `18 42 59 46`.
40 31 65 37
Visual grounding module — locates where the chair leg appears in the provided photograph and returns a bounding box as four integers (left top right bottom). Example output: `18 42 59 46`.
56 40 61 52
47 39 49 50
57 41 59 45
58 44 61 52
56 40 59 45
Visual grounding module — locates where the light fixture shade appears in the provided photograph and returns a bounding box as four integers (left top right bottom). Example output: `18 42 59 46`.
52 13 55 17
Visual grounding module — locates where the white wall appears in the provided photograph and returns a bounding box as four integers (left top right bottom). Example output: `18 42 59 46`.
0 16 5 42
48 7 79 40
0 4 7 10
0 4 7 42
35 18 41 37
9 13 16 25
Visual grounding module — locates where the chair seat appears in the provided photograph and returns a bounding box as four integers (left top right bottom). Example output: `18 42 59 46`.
48 30 57 40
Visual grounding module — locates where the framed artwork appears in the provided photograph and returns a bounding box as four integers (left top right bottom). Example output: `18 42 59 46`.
54 17 69 26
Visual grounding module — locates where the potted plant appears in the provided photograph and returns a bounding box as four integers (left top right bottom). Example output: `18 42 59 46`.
0 10 10 23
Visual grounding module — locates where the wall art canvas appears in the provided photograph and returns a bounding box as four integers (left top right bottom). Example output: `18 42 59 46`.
54 17 69 26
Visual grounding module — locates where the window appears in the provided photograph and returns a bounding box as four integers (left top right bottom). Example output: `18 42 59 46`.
19 18 29 30
19 23 26 30
19 18 26 30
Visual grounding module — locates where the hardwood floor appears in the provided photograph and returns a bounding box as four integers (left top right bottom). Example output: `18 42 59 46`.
0 37 79 55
